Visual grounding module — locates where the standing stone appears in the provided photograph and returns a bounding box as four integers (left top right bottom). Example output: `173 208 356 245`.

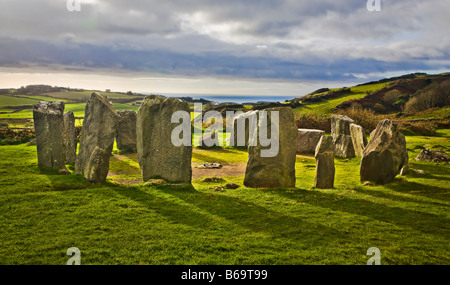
360 119 409 184
314 136 335 189
116 110 137 152
230 110 258 147
331 115 356 158
244 107 297 188
33 101 65 169
137 96 192 183
349 123 368 157
75 93 119 183
297 128 325 154
63 111 77 164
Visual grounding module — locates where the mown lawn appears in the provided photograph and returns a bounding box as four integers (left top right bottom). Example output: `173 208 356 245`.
0 130 449 265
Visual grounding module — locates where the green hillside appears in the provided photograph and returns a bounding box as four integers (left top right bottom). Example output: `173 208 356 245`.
0 74 449 265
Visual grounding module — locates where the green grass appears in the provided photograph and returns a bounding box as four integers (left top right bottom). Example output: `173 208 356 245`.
0 90 141 120
40 91 143 101
0 129 449 265
292 82 390 115
0 102 139 119
404 107 450 120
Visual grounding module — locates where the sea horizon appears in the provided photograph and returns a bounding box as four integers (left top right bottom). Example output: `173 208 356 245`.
156 93 298 104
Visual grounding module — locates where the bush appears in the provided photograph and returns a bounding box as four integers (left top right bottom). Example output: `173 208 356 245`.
383 90 402 106
0 128 35 145
398 121 437 136
295 114 330 132
373 103 386 113
335 108 380 133
404 80 450 114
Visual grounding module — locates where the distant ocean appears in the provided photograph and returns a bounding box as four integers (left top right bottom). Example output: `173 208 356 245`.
160 93 297 104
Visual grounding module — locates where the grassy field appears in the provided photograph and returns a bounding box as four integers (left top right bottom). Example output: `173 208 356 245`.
0 91 142 121
0 79 449 265
0 129 448 265
292 82 390 115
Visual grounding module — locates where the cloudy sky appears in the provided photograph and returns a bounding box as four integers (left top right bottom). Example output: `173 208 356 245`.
0 0 449 96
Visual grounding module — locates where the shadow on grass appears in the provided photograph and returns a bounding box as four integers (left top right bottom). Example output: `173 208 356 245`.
38 167 118 192
267 188 450 239
383 179 450 201
353 187 448 207
113 185 345 244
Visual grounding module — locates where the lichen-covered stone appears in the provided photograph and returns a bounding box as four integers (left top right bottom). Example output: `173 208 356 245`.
349 123 368 157
331 115 356 158
360 119 409 184
33 101 65 169
137 96 192 183
75 93 118 183
314 136 335 189
116 110 137 152
63 111 77 164
244 107 297 188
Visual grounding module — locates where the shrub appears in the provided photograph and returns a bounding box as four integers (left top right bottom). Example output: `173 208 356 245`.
0 128 35 145
398 121 437 136
336 108 379 133
373 103 386 114
295 114 330 132
404 80 450 114
383 90 402 106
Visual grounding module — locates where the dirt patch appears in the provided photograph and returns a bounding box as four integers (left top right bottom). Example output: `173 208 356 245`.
192 162 246 179
108 162 247 185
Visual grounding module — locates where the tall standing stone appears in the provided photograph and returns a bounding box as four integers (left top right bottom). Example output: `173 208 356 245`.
314 136 335 189
33 101 65 169
75 93 119 183
331 115 356 158
116 110 137 152
360 119 409 184
349 123 368 157
63 111 77 164
244 107 297 188
137 96 192 183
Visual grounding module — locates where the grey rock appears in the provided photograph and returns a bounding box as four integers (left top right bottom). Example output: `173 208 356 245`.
225 183 240 189
75 93 119 183
116 110 137 152
33 101 65 169
415 149 450 163
297 128 325 154
63 111 77 164
244 107 297 188
314 136 335 189
202 177 225 183
331 115 356 158
360 119 409 185
137 96 192 183
349 123 368 157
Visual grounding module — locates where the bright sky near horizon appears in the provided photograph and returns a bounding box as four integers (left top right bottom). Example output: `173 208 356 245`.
0 0 449 95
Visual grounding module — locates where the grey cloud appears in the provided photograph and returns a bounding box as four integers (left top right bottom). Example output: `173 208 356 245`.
0 0 449 82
